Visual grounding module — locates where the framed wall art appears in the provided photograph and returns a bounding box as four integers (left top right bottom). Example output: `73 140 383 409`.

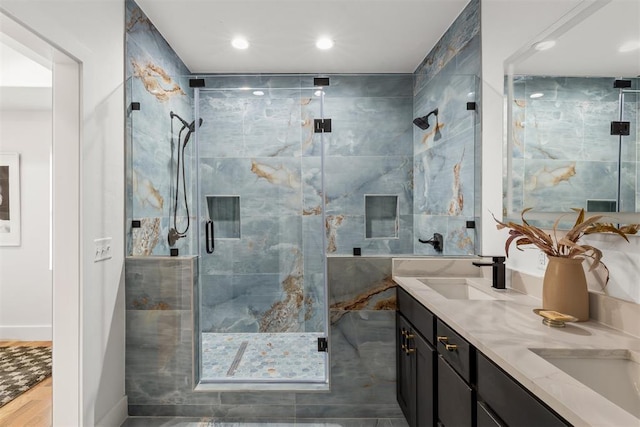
0 152 21 246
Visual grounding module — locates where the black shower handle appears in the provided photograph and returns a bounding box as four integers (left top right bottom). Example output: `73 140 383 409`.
205 220 214 254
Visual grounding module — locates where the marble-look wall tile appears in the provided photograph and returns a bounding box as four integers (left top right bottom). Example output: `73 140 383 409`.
508 76 639 214
412 0 480 257
126 0 194 256
413 0 479 84
126 256 403 419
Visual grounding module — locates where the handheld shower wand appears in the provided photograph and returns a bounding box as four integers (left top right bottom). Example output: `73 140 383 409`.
168 111 203 247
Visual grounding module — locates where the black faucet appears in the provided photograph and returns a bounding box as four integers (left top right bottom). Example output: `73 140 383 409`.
472 256 506 290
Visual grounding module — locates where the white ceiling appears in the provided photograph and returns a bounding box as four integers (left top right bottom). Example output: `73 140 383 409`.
512 0 640 77
135 0 471 74
137 0 640 77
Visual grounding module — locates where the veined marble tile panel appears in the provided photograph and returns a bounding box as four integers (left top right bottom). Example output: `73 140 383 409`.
323 97 413 157
414 137 475 217
295 310 396 408
199 157 302 217
126 257 195 310
414 0 479 85
413 215 475 255
198 215 302 276
520 76 620 103
301 157 322 215
201 75 304 91
328 257 395 312
324 214 413 255
322 74 413 99
324 156 412 216
455 34 481 76
413 73 476 156
126 6 190 79
197 95 304 158
519 159 618 211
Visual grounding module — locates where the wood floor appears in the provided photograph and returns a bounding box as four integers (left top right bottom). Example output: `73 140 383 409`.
0 341 52 427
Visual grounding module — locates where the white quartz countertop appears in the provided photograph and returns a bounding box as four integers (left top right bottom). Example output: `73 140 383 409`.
393 275 640 427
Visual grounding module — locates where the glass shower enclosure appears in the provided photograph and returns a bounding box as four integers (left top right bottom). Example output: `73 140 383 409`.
193 81 329 387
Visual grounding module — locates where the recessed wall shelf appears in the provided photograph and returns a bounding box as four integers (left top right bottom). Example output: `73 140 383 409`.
365 195 399 239
206 196 241 239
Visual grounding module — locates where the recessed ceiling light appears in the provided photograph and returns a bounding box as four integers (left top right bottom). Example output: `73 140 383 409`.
619 40 640 53
231 37 249 50
533 40 556 51
530 92 544 99
316 37 334 50
253 90 265 96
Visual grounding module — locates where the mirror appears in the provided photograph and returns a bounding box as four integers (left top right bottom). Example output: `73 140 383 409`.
503 0 640 222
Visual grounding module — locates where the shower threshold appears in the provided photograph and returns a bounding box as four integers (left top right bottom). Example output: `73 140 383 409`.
196 332 329 391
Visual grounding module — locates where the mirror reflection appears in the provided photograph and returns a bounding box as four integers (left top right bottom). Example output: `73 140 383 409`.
504 0 640 218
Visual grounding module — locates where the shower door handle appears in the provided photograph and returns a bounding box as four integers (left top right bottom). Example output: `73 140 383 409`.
205 220 215 254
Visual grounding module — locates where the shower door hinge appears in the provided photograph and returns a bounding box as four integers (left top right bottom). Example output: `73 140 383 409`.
611 121 630 136
189 78 205 88
317 337 328 352
614 79 632 89
314 118 332 133
314 77 330 86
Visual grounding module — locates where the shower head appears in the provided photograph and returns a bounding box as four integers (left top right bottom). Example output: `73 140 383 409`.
182 118 203 148
413 108 439 130
413 116 431 130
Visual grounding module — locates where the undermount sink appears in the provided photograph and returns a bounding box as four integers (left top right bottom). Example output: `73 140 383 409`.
418 277 497 300
530 348 640 419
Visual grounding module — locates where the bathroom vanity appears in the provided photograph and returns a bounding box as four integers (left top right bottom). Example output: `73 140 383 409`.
393 258 640 427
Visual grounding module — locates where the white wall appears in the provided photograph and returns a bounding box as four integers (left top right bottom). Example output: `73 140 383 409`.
0 1 126 425
0 109 52 340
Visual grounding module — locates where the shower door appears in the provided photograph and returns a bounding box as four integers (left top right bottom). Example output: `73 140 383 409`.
193 84 329 386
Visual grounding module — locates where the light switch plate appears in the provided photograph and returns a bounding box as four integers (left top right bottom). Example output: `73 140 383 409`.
94 237 112 262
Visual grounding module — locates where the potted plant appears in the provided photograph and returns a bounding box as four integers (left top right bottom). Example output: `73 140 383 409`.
494 208 639 321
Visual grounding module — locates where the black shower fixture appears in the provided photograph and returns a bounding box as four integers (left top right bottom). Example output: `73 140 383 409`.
413 108 439 130
168 111 204 247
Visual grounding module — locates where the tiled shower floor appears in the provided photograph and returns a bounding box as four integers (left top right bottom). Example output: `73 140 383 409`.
200 332 326 382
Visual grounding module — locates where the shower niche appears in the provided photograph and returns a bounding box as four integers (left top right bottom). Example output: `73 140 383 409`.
206 196 240 239
365 195 399 239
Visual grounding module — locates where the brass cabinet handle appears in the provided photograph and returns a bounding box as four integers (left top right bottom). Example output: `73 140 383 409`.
405 332 415 339
437 335 458 351
401 343 416 355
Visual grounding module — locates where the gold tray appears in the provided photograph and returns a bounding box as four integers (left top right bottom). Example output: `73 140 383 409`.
533 309 578 328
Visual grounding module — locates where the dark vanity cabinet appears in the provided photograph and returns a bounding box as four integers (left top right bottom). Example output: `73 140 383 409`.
397 288 436 427
396 286 569 427
436 319 475 426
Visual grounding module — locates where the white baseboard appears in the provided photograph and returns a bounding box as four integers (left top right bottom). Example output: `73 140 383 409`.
96 395 128 427
0 325 52 341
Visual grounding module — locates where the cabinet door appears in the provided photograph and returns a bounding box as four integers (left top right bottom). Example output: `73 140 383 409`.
415 332 436 427
437 355 473 426
397 313 416 426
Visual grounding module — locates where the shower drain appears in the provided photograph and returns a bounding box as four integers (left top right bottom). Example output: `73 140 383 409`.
226 341 248 377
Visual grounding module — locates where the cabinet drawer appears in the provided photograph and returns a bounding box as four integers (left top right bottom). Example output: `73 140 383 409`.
436 319 472 383
477 352 569 426
397 287 435 344
477 401 504 427
437 355 474 426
